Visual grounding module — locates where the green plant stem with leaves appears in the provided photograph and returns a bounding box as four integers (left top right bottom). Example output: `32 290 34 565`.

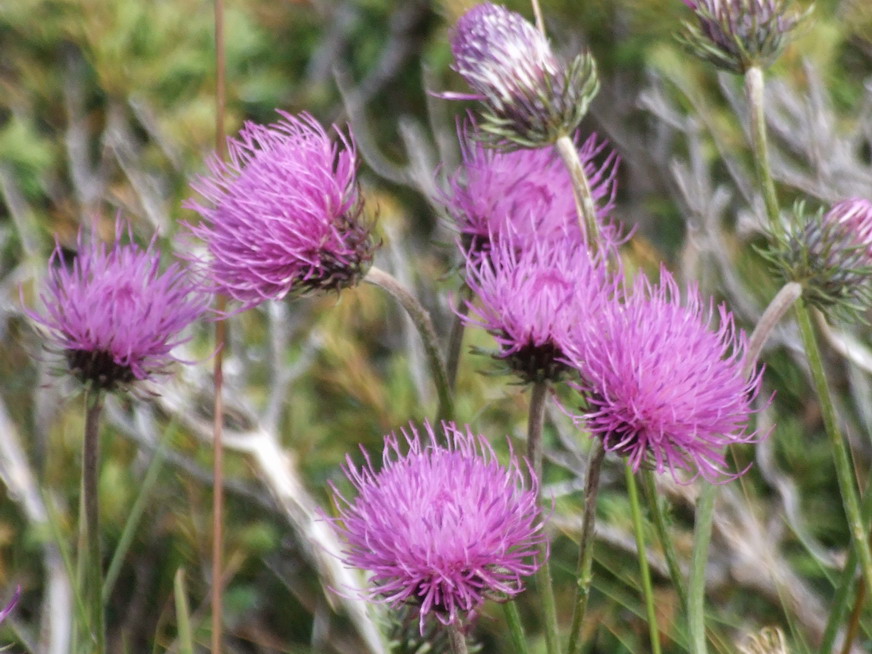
567 439 606 654
626 465 662 654
527 380 560 654
82 390 105 654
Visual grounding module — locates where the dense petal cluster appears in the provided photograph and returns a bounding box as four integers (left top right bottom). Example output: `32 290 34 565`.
326 421 545 629
26 223 209 391
462 234 617 383
442 125 619 254
568 269 763 481
185 111 373 308
765 198 872 321
679 0 806 73
450 3 598 146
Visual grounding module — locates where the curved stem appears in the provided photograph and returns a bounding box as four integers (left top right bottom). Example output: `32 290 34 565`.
555 135 600 253
527 380 559 654
502 601 530 654
567 439 606 654
447 623 469 654
744 282 802 375
365 266 454 421
82 390 105 654
688 482 717 654
795 302 872 606
627 466 662 654
642 469 688 613
745 66 780 234
446 284 471 392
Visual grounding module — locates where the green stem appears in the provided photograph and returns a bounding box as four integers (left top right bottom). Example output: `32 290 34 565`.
555 135 601 252
447 623 469 654
819 481 872 653
795 302 872 609
744 282 802 375
365 266 454 422
745 66 780 234
688 482 717 654
502 601 530 654
627 466 662 654
641 469 688 613
527 380 559 654
446 284 471 392
82 390 105 654
567 440 607 654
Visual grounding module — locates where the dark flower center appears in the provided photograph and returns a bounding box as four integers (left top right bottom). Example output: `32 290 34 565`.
65 349 135 391
507 340 569 383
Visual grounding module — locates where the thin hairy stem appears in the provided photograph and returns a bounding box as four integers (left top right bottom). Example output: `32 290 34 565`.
641 469 688 613
446 284 471 392
627 466 662 654
567 439 606 654
528 0 545 34
365 266 454 421
447 623 469 654
745 66 780 234
744 282 801 374
688 482 717 654
82 390 105 654
555 135 600 253
502 601 530 654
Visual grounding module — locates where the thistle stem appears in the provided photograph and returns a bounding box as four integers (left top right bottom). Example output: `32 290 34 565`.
527 380 559 654
502 601 530 654
528 0 545 34
794 302 872 608
627 466 662 654
446 284 471 392
365 266 454 421
447 623 469 654
745 66 780 234
555 135 600 252
82 390 105 654
641 469 688 613
688 481 717 654
744 282 802 374
567 439 606 654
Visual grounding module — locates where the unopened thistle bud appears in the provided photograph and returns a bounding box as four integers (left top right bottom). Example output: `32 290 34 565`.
764 199 872 320
678 0 808 74
450 3 599 147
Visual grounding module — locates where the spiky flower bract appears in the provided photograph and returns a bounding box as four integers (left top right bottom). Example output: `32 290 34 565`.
26 222 209 392
678 0 807 73
462 232 617 383
326 421 545 630
185 111 373 309
441 124 620 255
568 268 763 481
450 3 599 147
764 198 872 321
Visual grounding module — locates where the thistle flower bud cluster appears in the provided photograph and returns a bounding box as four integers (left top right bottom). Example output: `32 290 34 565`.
764 199 872 321
678 0 808 73
450 3 599 147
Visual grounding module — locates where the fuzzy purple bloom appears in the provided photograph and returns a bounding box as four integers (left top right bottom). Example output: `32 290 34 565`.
326 421 545 630
25 223 209 392
568 269 763 481
825 198 872 261
462 232 617 383
185 111 373 308
450 3 598 146
442 125 620 254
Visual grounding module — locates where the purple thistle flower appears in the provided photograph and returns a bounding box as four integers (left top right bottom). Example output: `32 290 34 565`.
679 0 807 73
25 222 208 392
825 198 872 261
568 268 763 481
325 421 545 630
441 124 620 255
185 111 374 308
462 232 618 383
450 3 599 146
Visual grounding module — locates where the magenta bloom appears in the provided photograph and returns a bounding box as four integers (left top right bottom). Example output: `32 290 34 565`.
450 3 598 146
26 223 208 391
442 125 619 254
326 421 545 629
462 233 617 383
569 269 763 481
824 198 872 261
185 111 373 308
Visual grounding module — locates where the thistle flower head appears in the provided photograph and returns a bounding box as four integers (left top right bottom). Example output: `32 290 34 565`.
764 198 872 321
462 232 618 383
185 111 374 309
450 3 599 146
25 222 209 392
441 124 620 255
679 0 807 73
568 268 763 482
326 421 545 630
